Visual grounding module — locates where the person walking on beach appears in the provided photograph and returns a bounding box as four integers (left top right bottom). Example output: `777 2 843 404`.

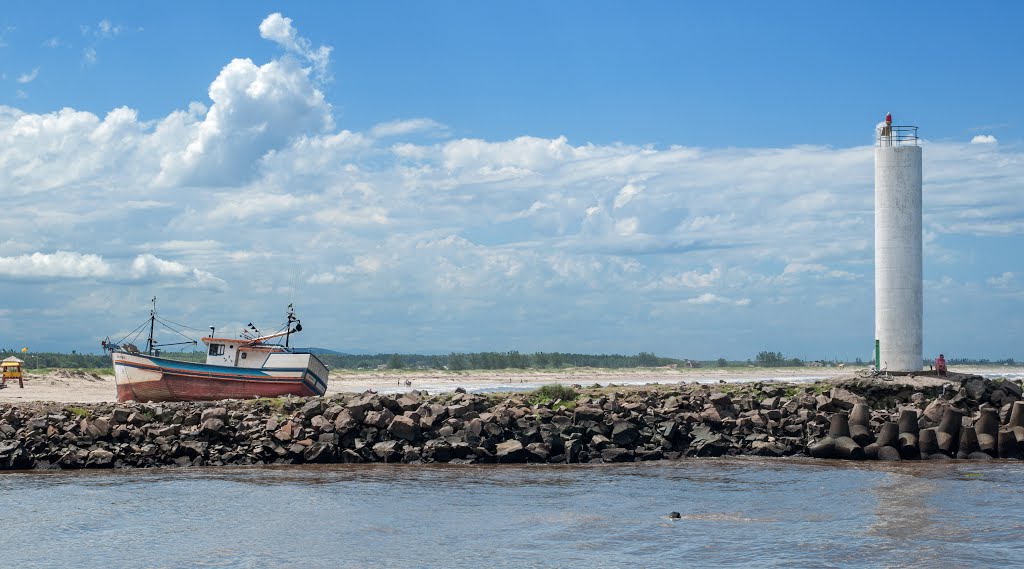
935 354 947 377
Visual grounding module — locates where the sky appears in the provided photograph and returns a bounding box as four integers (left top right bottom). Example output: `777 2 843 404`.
0 3 1021 360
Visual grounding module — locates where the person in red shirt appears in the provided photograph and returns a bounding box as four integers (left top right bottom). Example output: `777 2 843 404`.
936 354 947 377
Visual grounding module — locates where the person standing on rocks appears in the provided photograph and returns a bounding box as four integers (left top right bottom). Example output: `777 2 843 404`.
935 354 947 377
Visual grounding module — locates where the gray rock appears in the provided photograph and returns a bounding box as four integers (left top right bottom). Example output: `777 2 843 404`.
600 447 635 463
964 378 987 400
388 415 421 442
200 407 228 424
372 440 403 462
496 440 526 463
299 400 324 420
200 418 226 437
363 409 395 429
303 441 334 463
610 420 640 447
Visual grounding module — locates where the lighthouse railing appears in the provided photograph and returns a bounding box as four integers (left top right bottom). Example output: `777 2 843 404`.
877 125 918 147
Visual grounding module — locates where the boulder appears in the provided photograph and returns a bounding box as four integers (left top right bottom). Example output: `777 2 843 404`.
299 400 325 420
601 447 635 463
964 378 987 400
200 418 226 437
388 415 421 442
84 449 115 469
303 441 334 463
363 409 395 429
200 407 228 424
610 420 640 447
372 440 403 462
496 440 526 463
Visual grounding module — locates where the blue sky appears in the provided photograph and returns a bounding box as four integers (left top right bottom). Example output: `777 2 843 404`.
0 3 1021 360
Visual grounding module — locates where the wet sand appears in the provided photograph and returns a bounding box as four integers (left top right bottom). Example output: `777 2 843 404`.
1 365 1018 404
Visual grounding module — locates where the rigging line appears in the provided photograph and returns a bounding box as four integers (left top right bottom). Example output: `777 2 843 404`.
114 320 150 345
154 316 208 332
153 317 200 341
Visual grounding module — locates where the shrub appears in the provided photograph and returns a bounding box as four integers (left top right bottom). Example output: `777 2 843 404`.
533 383 577 401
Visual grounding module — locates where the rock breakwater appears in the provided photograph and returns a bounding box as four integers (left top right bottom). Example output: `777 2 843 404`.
1 373 1022 470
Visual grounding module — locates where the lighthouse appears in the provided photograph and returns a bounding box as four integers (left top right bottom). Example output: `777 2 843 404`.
874 114 922 372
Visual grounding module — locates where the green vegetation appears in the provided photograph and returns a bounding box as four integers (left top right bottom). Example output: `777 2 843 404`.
529 383 578 410
321 350 682 371
65 406 90 418
755 351 803 367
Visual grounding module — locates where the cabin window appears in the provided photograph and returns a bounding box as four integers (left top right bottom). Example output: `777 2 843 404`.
240 352 247 360
209 344 225 356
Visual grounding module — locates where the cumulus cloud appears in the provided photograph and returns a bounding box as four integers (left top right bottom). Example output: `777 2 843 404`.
259 13 331 78
0 251 111 279
987 272 1015 288
970 134 997 145
129 254 227 290
17 68 39 84
371 118 448 138
686 293 750 306
613 182 643 209
156 55 332 186
0 13 1022 355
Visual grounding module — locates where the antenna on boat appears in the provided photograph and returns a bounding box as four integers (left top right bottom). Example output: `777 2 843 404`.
209 326 215 338
284 303 300 348
146 297 157 356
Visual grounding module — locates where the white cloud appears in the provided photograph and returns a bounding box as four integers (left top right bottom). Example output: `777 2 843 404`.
613 182 643 209
129 254 227 290
98 19 122 37
155 55 333 186
371 118 447 138
17 68 39 84
82 47 97 66
42 37 61 48
686 293 749 306
0 13 1022 356
970 134 998 145
987 272 1015 288
259 13 331 78
0 251 111 279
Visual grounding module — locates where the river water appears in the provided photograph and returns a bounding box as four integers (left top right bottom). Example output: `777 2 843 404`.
1 458 1022 568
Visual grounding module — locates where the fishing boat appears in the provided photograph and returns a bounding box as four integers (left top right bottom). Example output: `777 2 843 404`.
103 300 328 403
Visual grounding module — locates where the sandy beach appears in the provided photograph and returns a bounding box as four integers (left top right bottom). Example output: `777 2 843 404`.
2 365 1021 404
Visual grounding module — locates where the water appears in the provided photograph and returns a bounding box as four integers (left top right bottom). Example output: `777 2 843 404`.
2 459 1022 568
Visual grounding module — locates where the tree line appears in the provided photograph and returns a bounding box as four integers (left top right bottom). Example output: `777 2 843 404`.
322 351 681 370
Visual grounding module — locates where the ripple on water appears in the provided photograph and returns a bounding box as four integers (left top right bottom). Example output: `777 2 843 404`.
2 459 1024 568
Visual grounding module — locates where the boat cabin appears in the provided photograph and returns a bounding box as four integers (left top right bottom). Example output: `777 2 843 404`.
201 337 285 369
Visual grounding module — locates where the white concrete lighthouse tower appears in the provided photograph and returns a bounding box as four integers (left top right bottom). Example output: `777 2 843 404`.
874 115 922 372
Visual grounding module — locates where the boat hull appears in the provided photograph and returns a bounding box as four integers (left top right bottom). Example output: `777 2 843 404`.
111 351 328 402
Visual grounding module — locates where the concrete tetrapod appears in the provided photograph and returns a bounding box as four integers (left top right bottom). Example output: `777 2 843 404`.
1008 401 1024 429
849 403 874 447
998 430 1023 460
808 413 865 460
956 426 983 459
918 428 940 458
976 407 1000 457
936 407 963 456
863 421 900 461
897 410 921 460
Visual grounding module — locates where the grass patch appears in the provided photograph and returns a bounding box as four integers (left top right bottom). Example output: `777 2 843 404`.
65 406 90 418
529 384 579 410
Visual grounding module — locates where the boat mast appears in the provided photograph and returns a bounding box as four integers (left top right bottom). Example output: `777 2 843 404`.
146 297 156 355
285 303 295 348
